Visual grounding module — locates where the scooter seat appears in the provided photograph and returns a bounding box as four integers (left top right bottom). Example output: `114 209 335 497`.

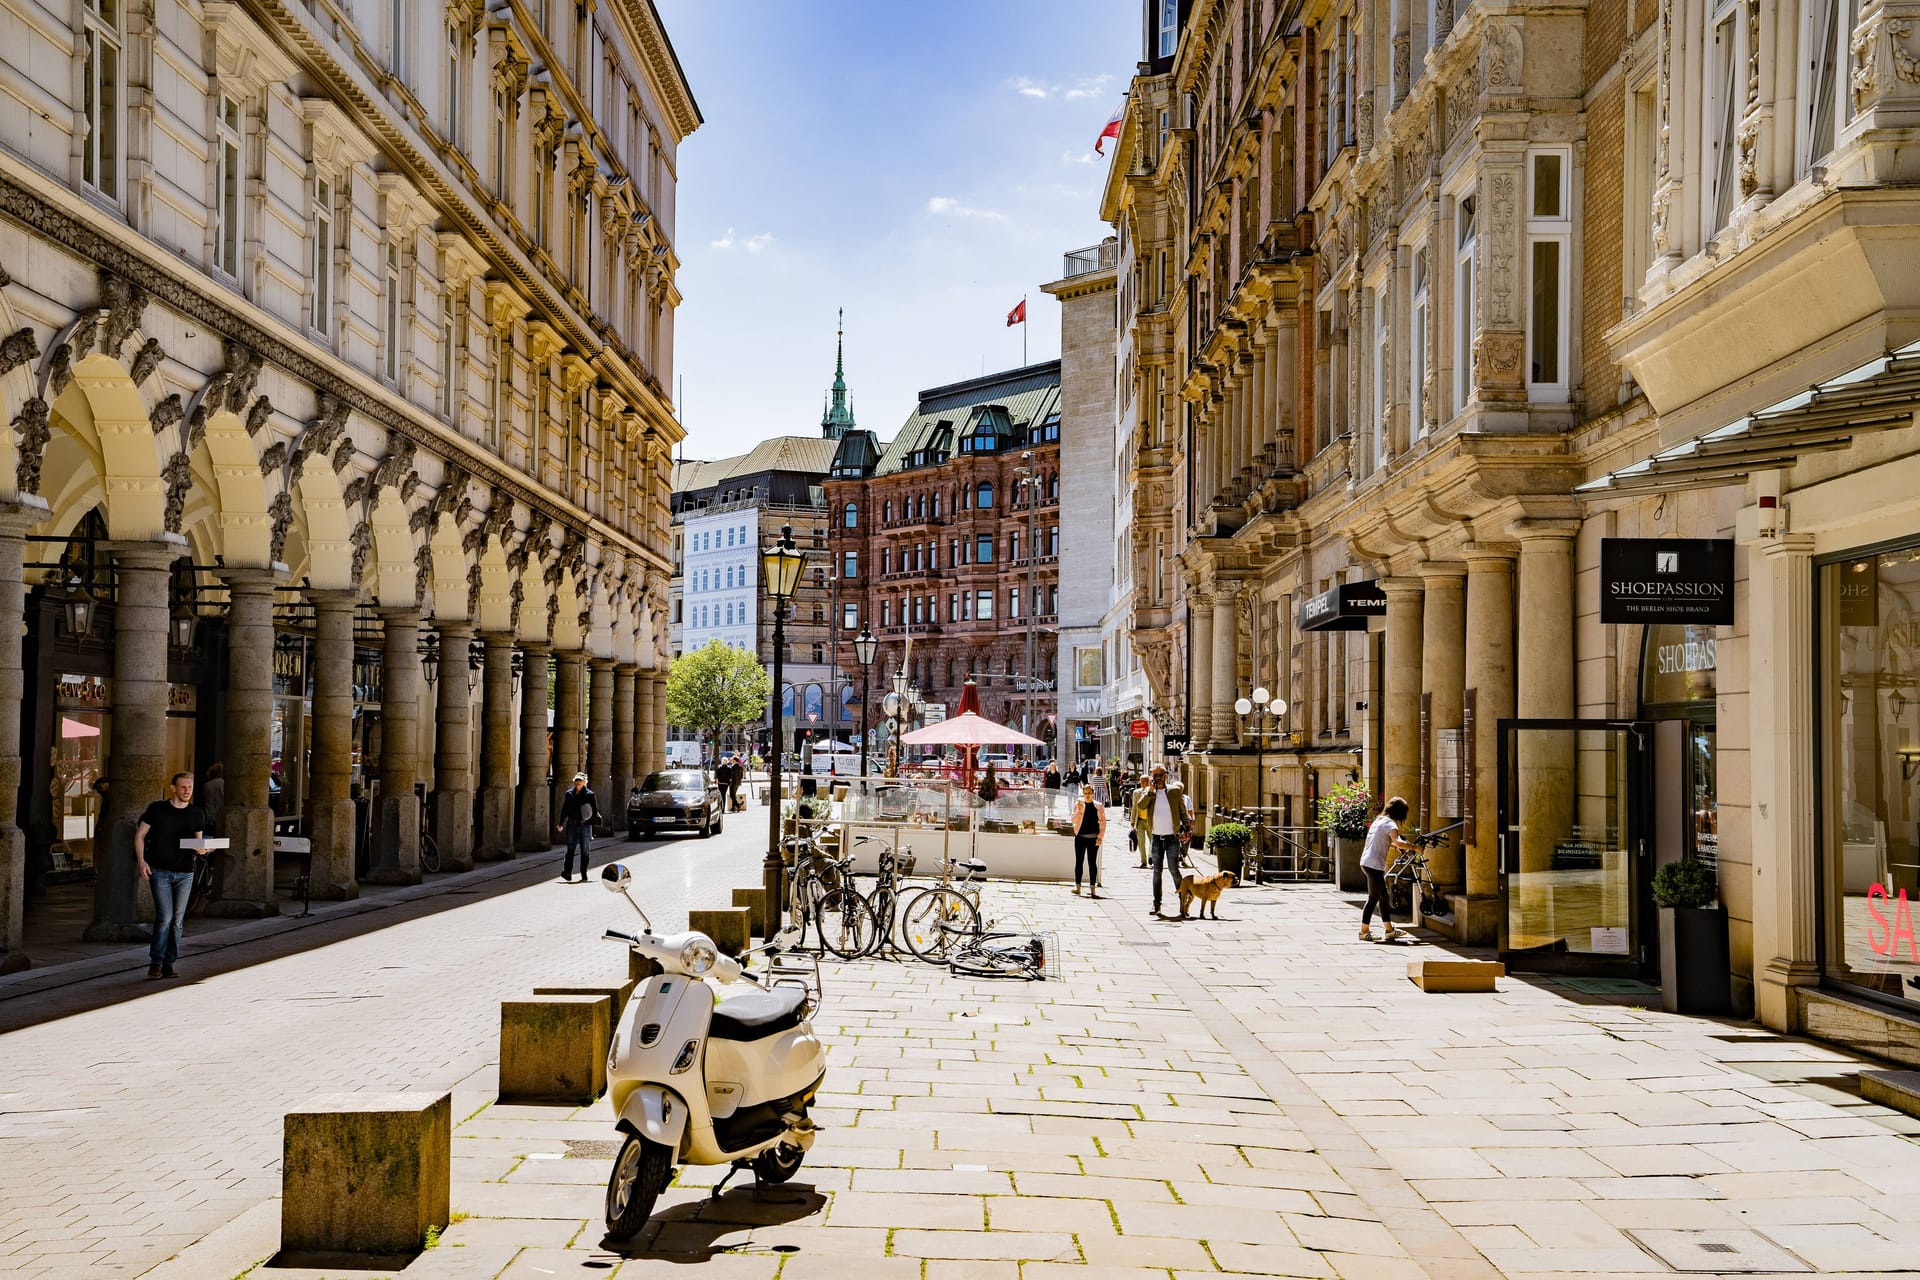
710 984 808 1041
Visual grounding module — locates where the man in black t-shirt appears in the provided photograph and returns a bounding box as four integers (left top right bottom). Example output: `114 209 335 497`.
554 773 598 882
135 772 207 979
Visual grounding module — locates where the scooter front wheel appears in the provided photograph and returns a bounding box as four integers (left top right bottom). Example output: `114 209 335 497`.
605 1133 673 1242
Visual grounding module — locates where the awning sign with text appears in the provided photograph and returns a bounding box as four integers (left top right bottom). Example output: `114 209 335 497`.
1600 538 1735 625
1299 580 1388 632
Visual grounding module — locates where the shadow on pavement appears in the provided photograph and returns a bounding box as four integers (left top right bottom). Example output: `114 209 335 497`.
611 1185 828 1261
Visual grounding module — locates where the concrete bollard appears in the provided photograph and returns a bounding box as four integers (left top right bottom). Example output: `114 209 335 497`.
499 995 613 1104
1407 959 1505 993
534 979 638 1022
688 906 751 958
732 886 770 939
629 949 663 983
280 1091 450 1265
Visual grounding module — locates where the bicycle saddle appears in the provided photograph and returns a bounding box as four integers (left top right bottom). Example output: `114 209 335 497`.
957 858 987 874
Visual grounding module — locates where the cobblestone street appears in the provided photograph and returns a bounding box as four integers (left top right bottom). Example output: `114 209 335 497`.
16 822 1916 1279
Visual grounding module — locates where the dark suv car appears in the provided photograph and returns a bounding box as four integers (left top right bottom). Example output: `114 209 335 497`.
627 769 724 839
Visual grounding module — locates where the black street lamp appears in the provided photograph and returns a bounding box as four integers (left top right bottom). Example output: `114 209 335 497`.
419 631 441 688
762 523 807 929
1234 687 1289 822
853 625 877 777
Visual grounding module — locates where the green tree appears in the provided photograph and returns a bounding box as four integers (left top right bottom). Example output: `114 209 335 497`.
665 640 772 769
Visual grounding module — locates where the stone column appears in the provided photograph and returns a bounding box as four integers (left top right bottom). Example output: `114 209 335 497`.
1464 549 1515 905
1751 535 1819 1031
307 589 360 899
1514 521 1578 873
587 657 615 832
1211 590 1238 749
1190 598 1215 748
477 631 516 860
553 649 585 801
368 607 422 884
612 663 637 827
433 621 476 870
634 670 656 778
0 498 48 969
649 671 668 773
516 643 552 850
1381 576 1425 813
219 567 279 911
1419 564 1466 888
85 540 183 941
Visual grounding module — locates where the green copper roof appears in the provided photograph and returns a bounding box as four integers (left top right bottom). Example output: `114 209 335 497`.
821 308 857 439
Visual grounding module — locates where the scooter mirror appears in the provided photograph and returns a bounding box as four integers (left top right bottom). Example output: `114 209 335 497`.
773 925 804 950
600 863 633 894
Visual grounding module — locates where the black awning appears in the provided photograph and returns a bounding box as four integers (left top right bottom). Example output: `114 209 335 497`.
1299 580 1387 632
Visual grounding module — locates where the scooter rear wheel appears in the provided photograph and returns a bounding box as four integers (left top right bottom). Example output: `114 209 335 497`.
605 1133 673 1242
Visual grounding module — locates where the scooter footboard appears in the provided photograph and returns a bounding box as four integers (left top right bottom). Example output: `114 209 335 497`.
614 1084 689 1156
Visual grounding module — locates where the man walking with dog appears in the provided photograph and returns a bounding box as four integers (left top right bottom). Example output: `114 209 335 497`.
1131 764 1193 919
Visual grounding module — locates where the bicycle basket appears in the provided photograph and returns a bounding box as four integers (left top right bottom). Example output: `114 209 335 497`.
897 850 918 877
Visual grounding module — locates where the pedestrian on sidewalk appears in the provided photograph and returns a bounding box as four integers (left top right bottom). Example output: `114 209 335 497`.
1071 783 1106 897
1359 796 1413 942
555 772 598 882
135 771 206 979
1042 760 1062 790
1132 765 1193 918
731 754 748 811
1090 768 1110 809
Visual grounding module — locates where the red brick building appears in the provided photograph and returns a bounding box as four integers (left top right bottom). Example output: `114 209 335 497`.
825 362 1063 754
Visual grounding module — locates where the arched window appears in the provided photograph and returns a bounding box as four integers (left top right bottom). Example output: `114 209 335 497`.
844 501 858 528
883 500 893 523
976 481 994 509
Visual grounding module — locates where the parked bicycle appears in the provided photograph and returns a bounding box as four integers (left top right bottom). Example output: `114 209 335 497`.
949 929 1050 980
418 794 440 874
818 842 916 961
899 856 991 963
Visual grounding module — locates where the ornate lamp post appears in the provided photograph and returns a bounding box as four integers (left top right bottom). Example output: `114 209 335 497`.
1233 687 1289 818
761 524 807 928
853 625 877 777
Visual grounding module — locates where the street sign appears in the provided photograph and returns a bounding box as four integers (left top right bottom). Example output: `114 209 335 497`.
1129 719 1150 739
1163 733 1191 755
1600 538 1734 624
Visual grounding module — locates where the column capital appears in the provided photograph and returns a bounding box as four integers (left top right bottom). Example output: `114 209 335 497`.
589 655 616 670
0 494 51 536
479 628 517 645
220 565 282 593
379 604 423 624
434 618 476 638
1463 542 1519 566
519 639 552 655
307 587 361 611
1756 533 1816 561
1415 560 1467 584
616 661 642 675
102 534 189 570
1380 575 1427 599
1509 518 1582 544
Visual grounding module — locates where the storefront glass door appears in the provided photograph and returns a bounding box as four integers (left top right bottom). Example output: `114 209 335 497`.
1499 720 1651 975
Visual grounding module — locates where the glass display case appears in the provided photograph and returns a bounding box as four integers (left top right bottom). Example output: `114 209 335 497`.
822 776 1081 881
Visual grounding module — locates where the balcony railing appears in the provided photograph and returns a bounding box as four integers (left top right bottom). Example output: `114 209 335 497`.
1061 240 1118 279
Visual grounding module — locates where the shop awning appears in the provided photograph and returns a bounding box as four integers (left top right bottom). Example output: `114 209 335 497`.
1299 580 1387 632
1576 339 1920 497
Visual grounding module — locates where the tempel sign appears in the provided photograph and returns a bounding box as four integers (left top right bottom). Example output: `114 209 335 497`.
1599 538 1735 625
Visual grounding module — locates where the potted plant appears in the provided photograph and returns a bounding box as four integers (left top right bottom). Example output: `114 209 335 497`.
1317 780 1374 893
1205 821 1253 880
1652 857 1731 1016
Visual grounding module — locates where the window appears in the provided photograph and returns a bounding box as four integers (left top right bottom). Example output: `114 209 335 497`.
976 481 994 508
389 0 407 73
1008 587 1020 619
81 0 121 198
1707 0 1743 235
445 24 463 146
844 501 858 528
1453 190 1476 413
881 547 892 575
841 602 858 630
1048 525 1059 556
1009 530 1021 562
1158 0 1178 57
841 550 858 580
492 85 511 198
312 178 335 338
1526 149 1571 394
1047 585 1058 615
440 306 457 418
912 597 924 625
383 238 403 382
975 534 993 564
1370 282 1388 469
881 600 892 627
1803 0 1858 170
948 593 958 622
487 332 505 448
1409 246 1429 439
931 493 941 518
214 95 243 278
1625 81 1659 304
531 146 549 246
882 500 893 523
976 590 994 621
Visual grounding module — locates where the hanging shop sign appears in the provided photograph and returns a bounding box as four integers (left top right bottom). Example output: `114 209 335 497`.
1129 719 1151 739
1163 732 1191 755
1299 580 1388 632
1600 539 1735 625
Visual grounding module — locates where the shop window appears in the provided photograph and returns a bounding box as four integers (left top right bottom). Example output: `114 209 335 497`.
1822 550 1920 1011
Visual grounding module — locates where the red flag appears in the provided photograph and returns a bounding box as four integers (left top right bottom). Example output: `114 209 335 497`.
1094 105 1123 156
1006 299 1027 327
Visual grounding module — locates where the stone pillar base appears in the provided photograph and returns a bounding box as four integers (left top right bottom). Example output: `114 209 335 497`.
366 794 422 886
83 821 152 942
1430 893 1501 946
515 785 551 852
477 788 515 861
308 800 361 901
0 825 23 961
432 790 474 871
220 805 278 911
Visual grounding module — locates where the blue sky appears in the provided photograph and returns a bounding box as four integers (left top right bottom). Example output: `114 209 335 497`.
652 0 1137 460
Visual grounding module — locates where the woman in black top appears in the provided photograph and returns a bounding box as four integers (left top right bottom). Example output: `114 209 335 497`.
1070 783 1106 898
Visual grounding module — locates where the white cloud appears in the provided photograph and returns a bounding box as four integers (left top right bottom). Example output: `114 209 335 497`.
710 227 775 253
926 196 1008 223
1011 74 1114 102
1013 76 1052 99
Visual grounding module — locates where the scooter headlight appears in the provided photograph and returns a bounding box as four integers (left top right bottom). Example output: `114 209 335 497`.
679 936 718 976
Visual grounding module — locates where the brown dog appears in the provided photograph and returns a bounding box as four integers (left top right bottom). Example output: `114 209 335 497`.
1176 870 1235 920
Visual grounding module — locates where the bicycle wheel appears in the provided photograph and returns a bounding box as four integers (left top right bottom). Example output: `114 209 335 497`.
864 885 898 957
814 887 878 960
950 937 1042 980
419 833 440 874
900 887 979 963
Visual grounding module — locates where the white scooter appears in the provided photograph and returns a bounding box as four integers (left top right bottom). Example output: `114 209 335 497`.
597 862 827 1242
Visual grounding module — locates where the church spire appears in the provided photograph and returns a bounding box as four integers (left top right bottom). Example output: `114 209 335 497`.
821 307 857 439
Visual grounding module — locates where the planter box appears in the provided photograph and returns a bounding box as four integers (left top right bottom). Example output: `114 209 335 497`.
1211 845 1245 881
1334 835 1367 892
1658 905 1732 1016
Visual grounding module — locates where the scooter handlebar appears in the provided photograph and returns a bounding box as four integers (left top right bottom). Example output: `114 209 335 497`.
604 928 644 946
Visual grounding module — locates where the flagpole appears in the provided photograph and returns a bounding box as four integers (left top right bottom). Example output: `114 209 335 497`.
1022 295 1028 366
